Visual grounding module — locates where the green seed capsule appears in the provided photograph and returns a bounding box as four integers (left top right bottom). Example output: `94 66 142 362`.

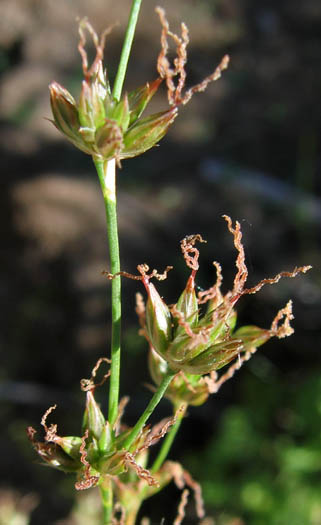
145 282 172 356
84 390 106 441
55 435 82 460
174 274 199 336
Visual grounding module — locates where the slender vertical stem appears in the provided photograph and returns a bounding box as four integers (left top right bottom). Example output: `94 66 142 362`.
94 158 121 426
112 0 143 101
135 405 186 514
123 370 176 451
99 476 113 524
151 404 186 473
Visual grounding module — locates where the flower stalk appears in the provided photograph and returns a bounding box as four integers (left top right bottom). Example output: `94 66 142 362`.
112 0 143 101
94 158 121 426
151 403 187 473
123 370 176 452
93 0 145 428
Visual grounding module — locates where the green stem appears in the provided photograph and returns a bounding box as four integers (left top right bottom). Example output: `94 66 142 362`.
151 404 186 473
112 0 143 101
123 371 176 451
136 404 186 512
94 158 121 427
99 476 113 524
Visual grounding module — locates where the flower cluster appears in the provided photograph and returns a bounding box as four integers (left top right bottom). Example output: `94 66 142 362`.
27 359 179 491
132 216 311 407
49 10 229 164
27 361 206 522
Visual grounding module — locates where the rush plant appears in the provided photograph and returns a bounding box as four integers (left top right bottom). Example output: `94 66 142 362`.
27 2 311 523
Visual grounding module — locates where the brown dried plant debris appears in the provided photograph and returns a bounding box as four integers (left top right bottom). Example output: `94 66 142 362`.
78 18 115 83
124 452 158 487
156 6 229 106
136 405 186 456
103 264 173 283
222 215 312 302
75 430 99 491
181 234 207 272
40 403 58 441
197 261 223 307
80 357 111 392
174 489 190 525
167 461 205 519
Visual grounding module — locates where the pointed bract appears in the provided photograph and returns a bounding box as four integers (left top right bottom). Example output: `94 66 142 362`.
233 325 271 350
128 78 162 125
145 281 172 356
174 274 199 335
185 340 243 375
108 95 131 131
122 107 178 159
84 390 106 441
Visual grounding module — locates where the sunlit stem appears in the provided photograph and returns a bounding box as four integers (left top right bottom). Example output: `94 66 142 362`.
94 158 121 426
112 0 143 101
151 403 187 473
123 371 176 451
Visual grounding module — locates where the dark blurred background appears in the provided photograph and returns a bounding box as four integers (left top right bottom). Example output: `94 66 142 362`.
0 0 320 523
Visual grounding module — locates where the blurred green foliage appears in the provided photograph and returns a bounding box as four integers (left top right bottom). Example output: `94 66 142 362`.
186 368 321 524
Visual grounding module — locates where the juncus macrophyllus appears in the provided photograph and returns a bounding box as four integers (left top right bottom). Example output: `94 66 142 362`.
28 2 313 521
